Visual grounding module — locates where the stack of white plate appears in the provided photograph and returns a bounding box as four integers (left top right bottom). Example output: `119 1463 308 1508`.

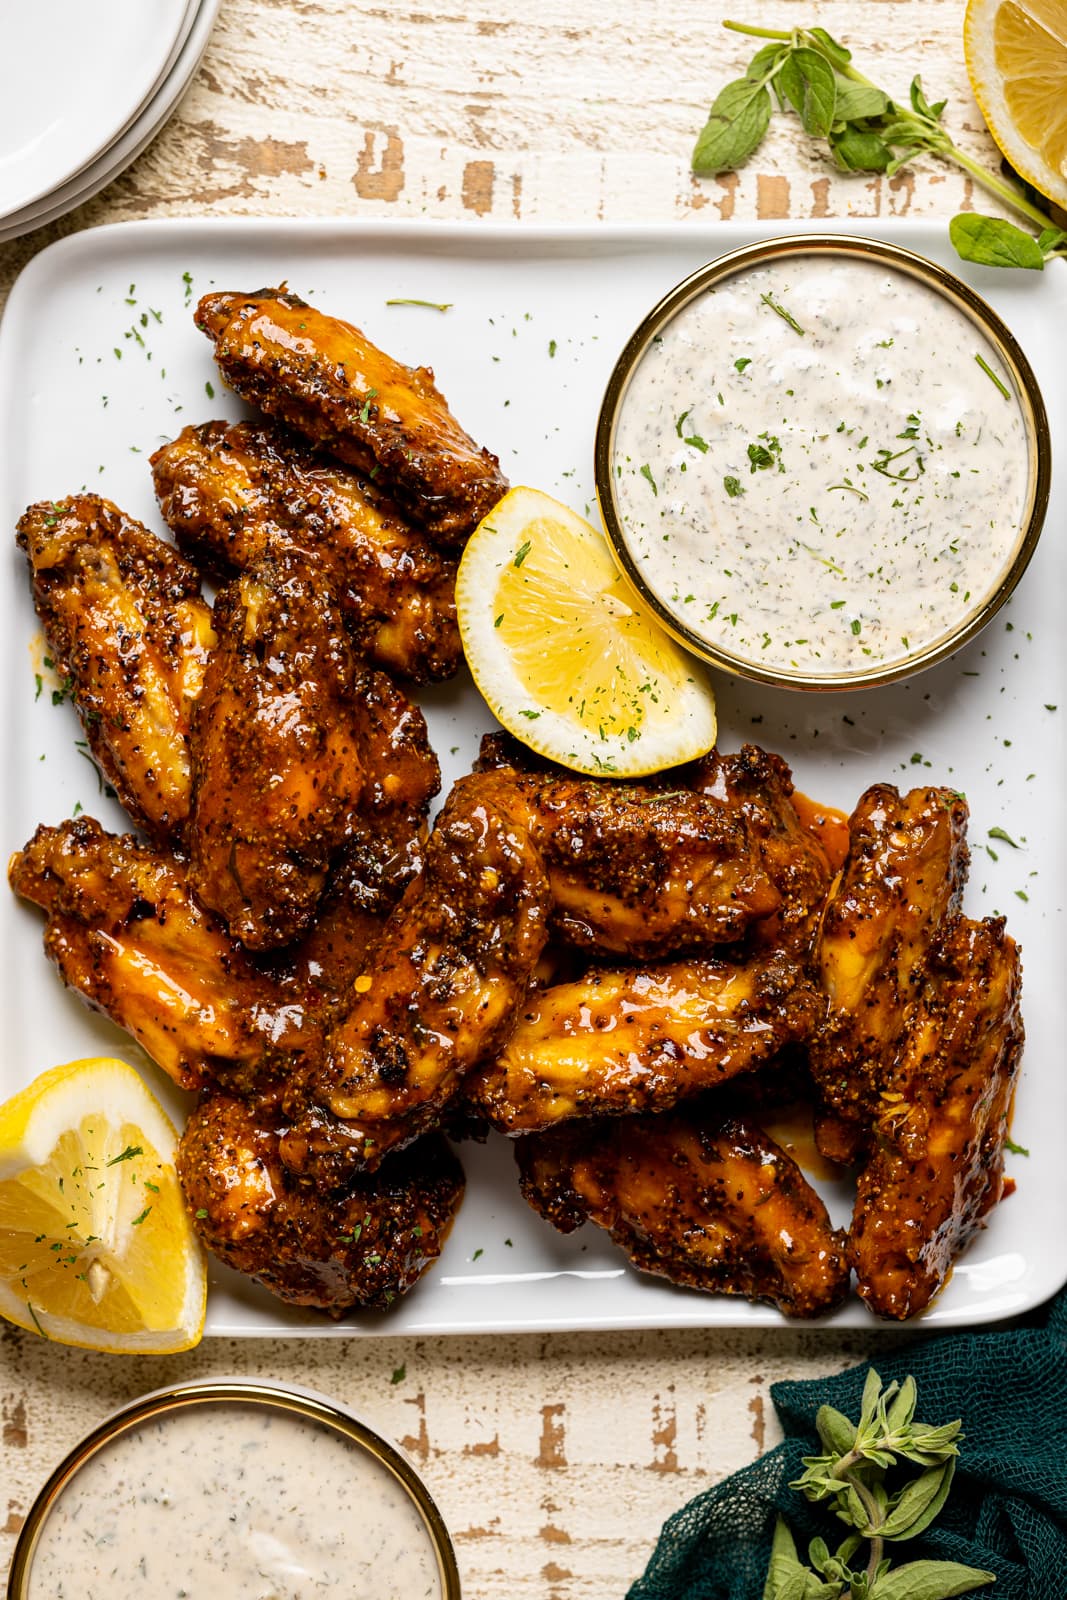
0 0 221 244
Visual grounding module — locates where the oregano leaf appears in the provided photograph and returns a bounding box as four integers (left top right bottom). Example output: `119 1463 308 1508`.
816 1403 858 1455
692 77 773 174
830 126 891 172
832 79 889 121
809 27 852 68
880 1458 955 1540
866 1559 995 1599
746 41 789 79
885 1375 918 1433
949 214 1046 270
779 47 837 138
1038 226 1067 254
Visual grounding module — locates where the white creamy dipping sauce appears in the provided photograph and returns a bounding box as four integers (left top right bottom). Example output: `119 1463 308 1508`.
27 1402 442 1600
611 254 1031 675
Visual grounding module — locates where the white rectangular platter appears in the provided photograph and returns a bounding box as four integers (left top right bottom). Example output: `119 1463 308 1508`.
1 218 1064 1336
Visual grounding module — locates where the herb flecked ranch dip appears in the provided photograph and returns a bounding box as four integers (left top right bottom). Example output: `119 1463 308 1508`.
611 253 1032 677
26 1403 442 1600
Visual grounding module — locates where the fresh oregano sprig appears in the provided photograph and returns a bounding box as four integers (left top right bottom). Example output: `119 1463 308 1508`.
762 1370 995 1599
693 21 1067 273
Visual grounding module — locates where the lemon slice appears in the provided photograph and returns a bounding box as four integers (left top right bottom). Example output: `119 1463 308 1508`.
456 487 717 776
964 0 1067 208
0 1057 205 1352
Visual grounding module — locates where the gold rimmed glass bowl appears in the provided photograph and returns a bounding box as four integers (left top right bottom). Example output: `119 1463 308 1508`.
6 1379 462 1600
594 233 1050 691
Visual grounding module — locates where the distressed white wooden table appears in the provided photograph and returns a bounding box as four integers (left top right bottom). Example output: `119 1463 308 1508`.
0 3 1008 1594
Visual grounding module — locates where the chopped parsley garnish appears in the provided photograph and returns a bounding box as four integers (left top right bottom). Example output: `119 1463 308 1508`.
639 463 658 495
723 475 744 498
106 1145 143 1166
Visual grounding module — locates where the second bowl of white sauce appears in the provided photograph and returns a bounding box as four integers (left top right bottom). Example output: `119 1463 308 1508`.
595 234 1050 690
7 1379 461 1600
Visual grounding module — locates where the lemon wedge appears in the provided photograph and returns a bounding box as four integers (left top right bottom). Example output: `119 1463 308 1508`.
964 0 1067 208
456 487 717 776
0 1057 205 1352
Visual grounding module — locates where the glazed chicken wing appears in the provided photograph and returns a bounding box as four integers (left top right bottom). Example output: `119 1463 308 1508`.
280 774 552 1184
516 1110 849 1318
188 556 438 948
850 915 1023 1320
8 817 320 1093
468 951 823 1133
178 1094 463 1314
16 496 214 846
326 664 441 914
151 420 461 682
689 745 834 958
487 768 782 957
809 785 970 1163
195 287 508 542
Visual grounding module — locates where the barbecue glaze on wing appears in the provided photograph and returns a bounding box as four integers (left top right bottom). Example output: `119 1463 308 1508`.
8 817 319 1093
178 1094 464 1314
850 915 1024 1320
516 1109 850 1318
195 286 508 541
468 951 824 1133
16 496 215 846
151 419 461 682
188 556 439 949
809 785 970 1164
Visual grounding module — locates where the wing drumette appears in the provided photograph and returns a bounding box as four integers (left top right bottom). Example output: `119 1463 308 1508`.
516 1109 849 1318
178 1095 463 1315
195 287 507 541
151 419 461 682
16 496 214 846
850 915 1024 1320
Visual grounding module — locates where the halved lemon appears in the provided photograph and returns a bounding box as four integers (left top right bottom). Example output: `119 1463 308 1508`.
456 487 716 777
964 0 1067 208
0 1057 205 1352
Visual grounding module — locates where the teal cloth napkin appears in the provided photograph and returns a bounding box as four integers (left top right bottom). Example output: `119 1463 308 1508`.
627 1290 1067 1600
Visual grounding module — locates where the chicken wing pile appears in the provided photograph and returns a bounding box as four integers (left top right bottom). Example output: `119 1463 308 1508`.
8 283 1025 1323
7 284 510 1314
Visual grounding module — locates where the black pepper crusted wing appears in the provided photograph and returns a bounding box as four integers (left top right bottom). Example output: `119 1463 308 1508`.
467 951 824 1132
516 1109 850 1318
7 817 320 1094
16 495 214 847
850 915 1024 1320
809 784 970 1163
195 287 508 542
178 1094 464 1315
151 419 461 682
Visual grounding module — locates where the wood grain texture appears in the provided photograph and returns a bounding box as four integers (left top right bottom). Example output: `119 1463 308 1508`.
0 2 1009 1595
